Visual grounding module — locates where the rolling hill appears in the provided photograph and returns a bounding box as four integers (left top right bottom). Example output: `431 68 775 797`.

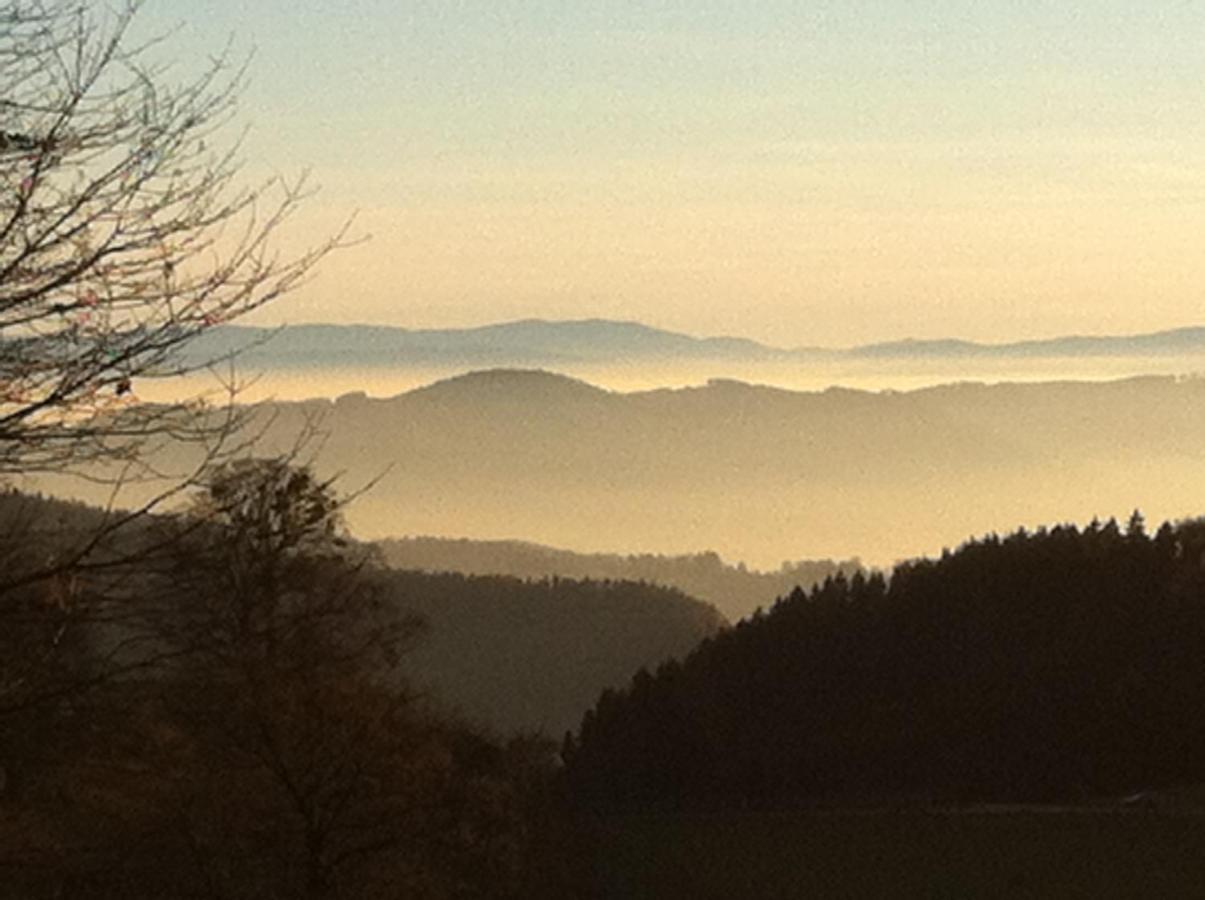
0 490 724 739
183 319 1205 371
378 536 859 622
54 369 1205 618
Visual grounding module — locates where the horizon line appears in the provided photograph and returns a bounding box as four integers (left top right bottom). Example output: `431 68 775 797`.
222 315 1205 355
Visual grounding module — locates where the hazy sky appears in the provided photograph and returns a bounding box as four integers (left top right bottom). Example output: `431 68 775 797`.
144 2 1205 346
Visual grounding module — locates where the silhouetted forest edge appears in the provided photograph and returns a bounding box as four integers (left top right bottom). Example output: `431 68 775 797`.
11 486 1205 897
0 490 725 739
565 512 1205 814
378 535 860 627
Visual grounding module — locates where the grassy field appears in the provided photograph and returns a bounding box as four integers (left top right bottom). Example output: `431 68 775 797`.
580 808 1205 899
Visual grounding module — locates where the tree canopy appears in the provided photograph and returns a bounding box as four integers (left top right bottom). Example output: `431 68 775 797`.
0 0 341 479
566 515 1205 811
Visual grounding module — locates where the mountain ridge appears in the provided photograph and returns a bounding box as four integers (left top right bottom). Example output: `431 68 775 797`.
182 319 1205 370
41 368 1205 599
317 367 1194 408
377 534 862 621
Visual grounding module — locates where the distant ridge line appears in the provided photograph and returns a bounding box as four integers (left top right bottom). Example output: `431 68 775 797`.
181 319 1205 368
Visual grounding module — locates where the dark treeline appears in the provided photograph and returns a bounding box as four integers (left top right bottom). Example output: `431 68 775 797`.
565 514 1205 812
378 535 859 623
0 477 733 897
0 469 585 899
388 569 723 737
0 491 723 741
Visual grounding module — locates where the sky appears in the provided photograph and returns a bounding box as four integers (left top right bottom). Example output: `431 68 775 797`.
141 1 1205 347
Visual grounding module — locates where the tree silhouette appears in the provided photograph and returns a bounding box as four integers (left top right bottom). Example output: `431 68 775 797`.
0 0 345 742
0 1 344 477
566 516 1205 812
135 460 424 896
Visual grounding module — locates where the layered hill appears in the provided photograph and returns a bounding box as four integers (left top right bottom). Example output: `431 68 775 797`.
155 319 1205 402
182 319 782 367
45 370 1205 616
384 569 724 737
378 536 859 622
185 319 1205 369
0 491 724 738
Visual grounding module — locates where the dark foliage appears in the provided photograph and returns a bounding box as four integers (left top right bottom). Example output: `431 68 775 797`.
385 568 725 737
0 473 577 898
565 515 1205 811
379 535 859 623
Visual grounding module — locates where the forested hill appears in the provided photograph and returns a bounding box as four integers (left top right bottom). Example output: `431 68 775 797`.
565 515 1205 811
0 490 725 739
48 371 1205 575
378 536 858 624
384 569 724 737
170 371 1205 576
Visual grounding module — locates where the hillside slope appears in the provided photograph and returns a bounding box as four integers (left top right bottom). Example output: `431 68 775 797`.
566 516 1205 810
41 371 1205 596
379 536 858 623
384 569 724 736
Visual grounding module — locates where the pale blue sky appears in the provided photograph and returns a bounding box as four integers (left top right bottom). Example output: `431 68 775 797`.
141 1 1205 345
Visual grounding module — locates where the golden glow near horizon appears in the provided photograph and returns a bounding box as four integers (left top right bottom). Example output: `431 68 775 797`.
140 2 1205 348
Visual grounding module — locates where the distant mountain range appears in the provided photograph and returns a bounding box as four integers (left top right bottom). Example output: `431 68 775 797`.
182 319 1205 370
181 319 783 369
66 367 1205 604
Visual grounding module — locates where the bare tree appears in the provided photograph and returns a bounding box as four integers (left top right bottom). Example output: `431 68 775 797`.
0 461 564 897
0 0 345 775
0 0 345 479
137 460 503 900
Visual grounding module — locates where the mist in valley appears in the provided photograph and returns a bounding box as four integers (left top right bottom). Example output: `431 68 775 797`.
11 0 1205 894
135 352 1205 405
43 361 1205 609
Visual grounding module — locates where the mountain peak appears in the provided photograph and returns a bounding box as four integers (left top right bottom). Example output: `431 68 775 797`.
407 368 610 401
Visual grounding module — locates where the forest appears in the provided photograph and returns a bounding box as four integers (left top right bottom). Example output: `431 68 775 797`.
6 2 1205 897
0 473 576 898
13 481 1205 896
378 536 859 623
0 482 724 896
565 514 1205 812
